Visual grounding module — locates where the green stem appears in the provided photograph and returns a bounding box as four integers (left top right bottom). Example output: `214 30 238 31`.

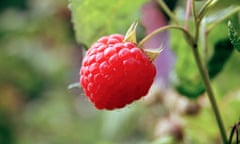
200 19 208 64
191 0 197 20
191 1 227 143
157 0 179 24
139 2 228 141
191 39 228 144
198 0 218 21
191 0 200 42
138 25 195 48
228 125 236 144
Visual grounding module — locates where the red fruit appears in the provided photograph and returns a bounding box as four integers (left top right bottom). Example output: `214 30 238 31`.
80 34 156 110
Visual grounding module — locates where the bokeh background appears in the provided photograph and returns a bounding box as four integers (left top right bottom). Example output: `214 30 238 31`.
0 0 240 144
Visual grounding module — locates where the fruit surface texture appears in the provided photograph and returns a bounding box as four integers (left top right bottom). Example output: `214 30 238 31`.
80 34 156 110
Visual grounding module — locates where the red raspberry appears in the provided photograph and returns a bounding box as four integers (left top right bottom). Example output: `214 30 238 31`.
80 34 156 110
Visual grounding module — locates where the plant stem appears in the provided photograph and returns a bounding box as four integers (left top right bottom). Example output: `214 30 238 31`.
191 43 228 144
184 0 192 30
139 2 228 141
228 122 240 144
191 0 200 42
198 0 218 21
157 0 179 24
138 25 195 48
200 18 209 64
191 1 228 143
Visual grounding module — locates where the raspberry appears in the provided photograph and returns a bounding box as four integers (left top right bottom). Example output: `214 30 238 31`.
80 34 156 110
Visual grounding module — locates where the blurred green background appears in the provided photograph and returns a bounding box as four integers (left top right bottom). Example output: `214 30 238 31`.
0 0 240 144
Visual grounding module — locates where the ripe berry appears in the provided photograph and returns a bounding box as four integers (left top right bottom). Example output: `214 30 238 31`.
80 34 156 110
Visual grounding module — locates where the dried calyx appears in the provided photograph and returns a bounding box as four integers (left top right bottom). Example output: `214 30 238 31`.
124 21 163 61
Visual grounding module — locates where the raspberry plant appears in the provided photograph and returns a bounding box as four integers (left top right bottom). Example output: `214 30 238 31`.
69 0 240 143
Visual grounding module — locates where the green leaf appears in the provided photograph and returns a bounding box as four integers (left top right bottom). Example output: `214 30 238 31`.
175 77 205 99
171 28 205 99
228 20 240 52
69 0 146 46
207 38 234 79
207 21 240 96
213 0 240 11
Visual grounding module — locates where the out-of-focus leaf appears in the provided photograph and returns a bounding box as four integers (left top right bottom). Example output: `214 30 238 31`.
0 111 14 144
151 136 175 144
0 0 28 12
69 0 146 46
101 104 142 141
207 38 234 79
194 0 240 16
207 20 240 96
185 108 220 143
212 51 240 96
185 89 240 143
172 20 237 98
0 53 45 100
175 77 205 99
210 0 240 13
228 21 240 52
19 90 102 144
171 28 205 99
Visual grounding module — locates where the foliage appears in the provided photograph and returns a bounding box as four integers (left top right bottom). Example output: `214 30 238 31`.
0 0 240 144
0 0 28 12
171 28 205 98
207 38 234 79
0 53 45 100
69 0 146 46
228 20 240 52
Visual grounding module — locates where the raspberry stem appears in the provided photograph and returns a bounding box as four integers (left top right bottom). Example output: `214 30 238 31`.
138 25 195 48
191 1 228 143
138 1 229 142
157 0 179 24
191 43 228 144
